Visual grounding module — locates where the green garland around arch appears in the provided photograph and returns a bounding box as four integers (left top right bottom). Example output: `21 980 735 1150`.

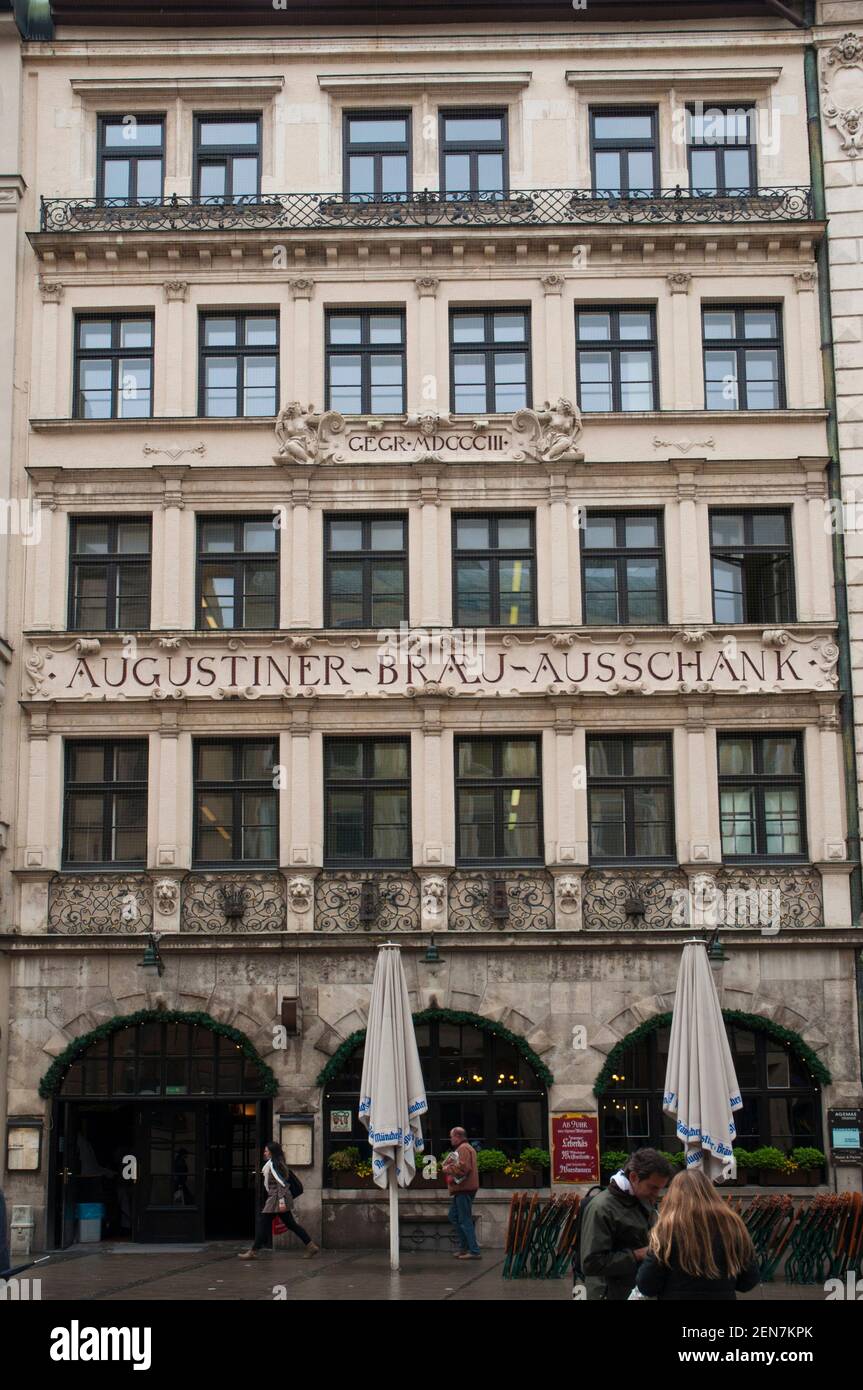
38 1009 278 1100
593 1009 831 1097
316 1007 554 1089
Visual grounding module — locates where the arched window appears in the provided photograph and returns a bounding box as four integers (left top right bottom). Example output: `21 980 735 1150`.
323 1016 548 1173
57 1021 267 1098
599 1022 822 1155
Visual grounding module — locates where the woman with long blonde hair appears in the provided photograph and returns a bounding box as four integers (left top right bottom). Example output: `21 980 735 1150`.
634 1168 760 1300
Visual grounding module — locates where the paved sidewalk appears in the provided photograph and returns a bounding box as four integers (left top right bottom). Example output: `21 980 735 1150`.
25 1245 830 1301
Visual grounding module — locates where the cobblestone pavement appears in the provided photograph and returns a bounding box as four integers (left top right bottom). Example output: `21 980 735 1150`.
25 1245 829 1301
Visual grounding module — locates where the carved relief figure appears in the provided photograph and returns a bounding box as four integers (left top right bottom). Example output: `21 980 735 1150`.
275 402 343 465
513 398 584 462
421 876 447 917
155 880 179 915
556 876 581 913
288 876 314 913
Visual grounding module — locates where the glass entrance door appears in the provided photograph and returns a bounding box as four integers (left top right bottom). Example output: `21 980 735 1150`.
135 1104 204 1242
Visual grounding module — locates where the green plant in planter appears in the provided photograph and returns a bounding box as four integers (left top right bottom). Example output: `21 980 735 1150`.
790 1146 826 1171
355 1161 374 1179
475 1148 508 1173
733 1149 754 1170
749 1146 787 1172
658 1150 686 1169
521 1147 551 1171
600 1150 629 1173
328 1146 360 1172
503 1159 529 1179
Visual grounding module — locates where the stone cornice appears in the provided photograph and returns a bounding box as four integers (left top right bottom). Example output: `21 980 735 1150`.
318 70 531 95
69 76 285 100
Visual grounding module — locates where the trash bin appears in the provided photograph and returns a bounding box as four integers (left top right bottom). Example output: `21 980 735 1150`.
76 1202 105 1243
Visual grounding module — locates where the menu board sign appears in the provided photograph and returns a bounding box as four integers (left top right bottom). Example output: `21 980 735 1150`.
551 1112 600 1185
828 1107 863 1164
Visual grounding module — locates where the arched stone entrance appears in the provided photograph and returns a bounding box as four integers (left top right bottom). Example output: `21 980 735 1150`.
42 1011 275 1246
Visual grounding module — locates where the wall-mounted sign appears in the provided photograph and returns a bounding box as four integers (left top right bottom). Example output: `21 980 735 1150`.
6 1117 44 1172
551 1112 600 1185
279 1114 315 1167
330 1109 352 1136
24 629 839 703
828 1107 863 1164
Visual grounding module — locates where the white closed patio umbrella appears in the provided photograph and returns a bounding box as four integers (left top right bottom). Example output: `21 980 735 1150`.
359 942 428 1270
662 940 742 1182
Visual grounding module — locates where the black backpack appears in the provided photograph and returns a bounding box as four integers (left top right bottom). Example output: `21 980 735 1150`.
287 1170 303 1199
570 1185 603 1284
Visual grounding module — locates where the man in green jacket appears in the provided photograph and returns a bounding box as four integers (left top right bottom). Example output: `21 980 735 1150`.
580 1148 674 1300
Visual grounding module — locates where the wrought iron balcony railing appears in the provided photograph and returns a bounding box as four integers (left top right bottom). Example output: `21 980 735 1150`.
39 185 815 234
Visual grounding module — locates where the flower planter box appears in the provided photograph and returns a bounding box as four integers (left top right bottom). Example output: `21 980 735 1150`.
481 1171 541 1189
760 1169 790 1186
796 1169 823 1187
327 1171 377 1190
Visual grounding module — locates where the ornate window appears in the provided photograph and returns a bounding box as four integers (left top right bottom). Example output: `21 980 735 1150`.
196 515 278 631
575 306 658 412
325 310 406 415
193 739 278 867
599 1022 822 1158
97 115 164 204
687 105 756 194
718 733 806 860
581 510 666 624
193 114 261 202
440 109 508 199
452 512 535 627
199 312 279 418
450 308 531 414
587 734 675 862
323 737 411 867
74 314 154 420
63 740 148 868
590 107 659 196
68 515 151 631
343 111 411 201
455 735 543 865
324 1017 548 1177
710 509 795 624
57 1021 268 1098
324 514 408 628
702 304 785 410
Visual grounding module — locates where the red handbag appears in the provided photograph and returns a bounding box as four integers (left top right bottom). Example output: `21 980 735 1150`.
272 1215 287 1235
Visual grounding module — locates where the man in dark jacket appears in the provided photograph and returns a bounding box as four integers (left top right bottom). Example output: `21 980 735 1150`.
580 1148 673 1300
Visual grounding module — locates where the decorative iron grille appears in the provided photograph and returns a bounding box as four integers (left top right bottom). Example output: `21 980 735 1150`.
40 186 814 234
313 872 420 933
47 874 154 934
180 873 286 932
447 871 555 932
581 870 690 930
713 867 823 930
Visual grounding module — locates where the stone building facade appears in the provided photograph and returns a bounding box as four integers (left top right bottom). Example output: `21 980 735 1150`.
1 0 861 1252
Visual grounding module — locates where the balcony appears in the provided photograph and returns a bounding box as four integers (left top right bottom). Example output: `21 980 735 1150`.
39 186 815 235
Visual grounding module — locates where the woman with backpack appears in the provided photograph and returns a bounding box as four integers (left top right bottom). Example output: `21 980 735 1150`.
238 1140 319 1260
634 1168 759 1300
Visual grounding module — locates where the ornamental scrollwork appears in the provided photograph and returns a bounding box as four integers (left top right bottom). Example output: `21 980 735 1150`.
180 874 287 932
821 32 863 158
48 875 154 935
581 870 689 930
313 872 420 932
512 398 584 463
274 402 345 465
447 872 555 932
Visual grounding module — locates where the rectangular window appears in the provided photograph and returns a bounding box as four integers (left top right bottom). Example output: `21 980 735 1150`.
197 515 278 631
69 515 151 631
97 115 165 204
194 114 261 202
575 306 658 412
718 733 805 859
590 108 658 196
710 509 795 624
455 736 543 865
193 739 278 866
63 740 148 867
453 513 535 627
74 314 154 420
688 105 756 194
199 312 278 417
703 304 784 410
324 737 411 866
588 734 675 861
450 308 531 414
324 514 408 629
344 111 411 202
582 511 666 624
440 109 508 200
325 310 406 415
